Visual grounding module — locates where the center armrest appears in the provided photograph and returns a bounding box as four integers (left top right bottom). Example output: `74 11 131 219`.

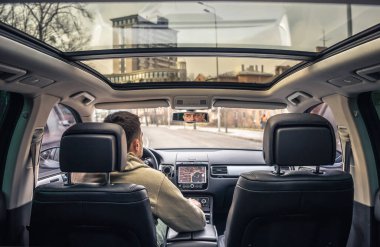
166 224 218 242
193 224 218 241
167 229 191 241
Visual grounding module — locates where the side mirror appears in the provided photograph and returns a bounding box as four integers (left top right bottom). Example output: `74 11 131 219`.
172 112 209 123
40 147 60 169
335 151 342 164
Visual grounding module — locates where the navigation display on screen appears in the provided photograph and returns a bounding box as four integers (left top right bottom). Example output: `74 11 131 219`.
178 166 207 184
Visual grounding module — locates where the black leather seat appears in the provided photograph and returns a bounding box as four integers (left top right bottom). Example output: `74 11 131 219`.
29 123 157 247
223 113 354 247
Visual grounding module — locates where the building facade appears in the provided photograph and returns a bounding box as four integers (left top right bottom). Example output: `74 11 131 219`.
107 14 187 83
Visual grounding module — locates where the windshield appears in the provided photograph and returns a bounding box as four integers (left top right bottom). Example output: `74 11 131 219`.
94 107 287 149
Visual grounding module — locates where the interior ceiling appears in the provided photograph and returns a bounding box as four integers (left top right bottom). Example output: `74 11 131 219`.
0 27 380 115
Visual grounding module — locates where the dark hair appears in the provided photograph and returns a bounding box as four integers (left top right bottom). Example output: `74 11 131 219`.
104 111 141 151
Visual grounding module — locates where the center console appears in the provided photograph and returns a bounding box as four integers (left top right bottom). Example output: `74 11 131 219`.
175 161 212 224
164 155 218 246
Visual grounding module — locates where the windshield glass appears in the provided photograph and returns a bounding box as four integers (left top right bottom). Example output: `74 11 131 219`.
95 107 287 149
0 2 379 52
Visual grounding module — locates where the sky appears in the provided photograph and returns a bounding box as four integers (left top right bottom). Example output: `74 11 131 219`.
80 1 380 76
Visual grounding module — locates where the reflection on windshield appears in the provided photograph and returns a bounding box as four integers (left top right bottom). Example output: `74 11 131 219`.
95 108 287 149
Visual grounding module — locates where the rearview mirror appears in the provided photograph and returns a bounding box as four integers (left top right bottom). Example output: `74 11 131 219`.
172 112 209 123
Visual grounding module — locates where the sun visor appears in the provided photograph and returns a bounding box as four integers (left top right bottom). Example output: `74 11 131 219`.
96 99 169 109
213 99 286 109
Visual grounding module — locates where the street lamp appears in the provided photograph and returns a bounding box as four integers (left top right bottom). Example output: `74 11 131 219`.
198 2 221 132
198 2 219 81
347 4 353 37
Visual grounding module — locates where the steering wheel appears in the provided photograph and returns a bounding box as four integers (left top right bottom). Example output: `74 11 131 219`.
142 147 159 170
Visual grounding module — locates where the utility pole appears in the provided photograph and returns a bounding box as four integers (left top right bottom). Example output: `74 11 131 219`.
217 107 221 132
144 109 148 126
347 4 353 37
224 109 228 133
199 2 219 81
322 30 327 47
167 108 171 127
154 108 158 127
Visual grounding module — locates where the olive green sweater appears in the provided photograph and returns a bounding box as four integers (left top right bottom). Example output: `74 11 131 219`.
72 153 206 232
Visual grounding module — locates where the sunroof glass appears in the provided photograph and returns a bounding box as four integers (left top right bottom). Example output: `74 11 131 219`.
0 2 379 52
82 57 300 85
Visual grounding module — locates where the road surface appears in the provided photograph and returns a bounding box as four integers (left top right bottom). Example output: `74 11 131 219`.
142 126 262 149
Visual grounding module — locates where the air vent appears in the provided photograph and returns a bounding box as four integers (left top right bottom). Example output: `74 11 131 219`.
0 63 26 82
211 166 228 175
160 164 174 178
357 64 380 82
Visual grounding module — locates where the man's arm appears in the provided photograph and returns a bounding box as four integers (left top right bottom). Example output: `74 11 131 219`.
155 176 206 232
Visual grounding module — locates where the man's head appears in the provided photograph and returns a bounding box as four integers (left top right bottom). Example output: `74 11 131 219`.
194 113 205 122
183 112 194 122
104 111 143 158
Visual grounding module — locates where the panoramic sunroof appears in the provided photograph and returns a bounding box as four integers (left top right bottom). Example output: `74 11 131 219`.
0 2 379 53
82 57 300 85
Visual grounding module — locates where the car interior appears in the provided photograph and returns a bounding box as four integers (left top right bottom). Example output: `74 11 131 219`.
0 0 380 246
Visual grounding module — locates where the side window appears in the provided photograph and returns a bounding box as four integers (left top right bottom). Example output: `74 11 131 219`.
309 103 342 170
39 104 77 179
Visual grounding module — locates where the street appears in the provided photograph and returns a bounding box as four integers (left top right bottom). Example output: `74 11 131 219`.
142 126 262 149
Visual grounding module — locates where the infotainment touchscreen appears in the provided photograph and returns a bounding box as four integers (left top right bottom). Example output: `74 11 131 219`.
178 166 207 184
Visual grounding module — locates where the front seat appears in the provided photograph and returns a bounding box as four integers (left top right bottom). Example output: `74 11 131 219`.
29 123 157 247
223 113 354 247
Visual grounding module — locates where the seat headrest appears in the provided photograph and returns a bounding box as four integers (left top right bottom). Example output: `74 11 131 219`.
60 123 128 173
263 113 336 166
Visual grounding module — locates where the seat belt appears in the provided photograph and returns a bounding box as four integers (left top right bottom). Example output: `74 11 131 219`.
338 127 352 173
27 128 44 233
30 128 44 190
344 139 352 173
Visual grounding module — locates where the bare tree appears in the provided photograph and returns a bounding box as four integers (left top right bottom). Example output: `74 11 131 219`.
0 3 93 51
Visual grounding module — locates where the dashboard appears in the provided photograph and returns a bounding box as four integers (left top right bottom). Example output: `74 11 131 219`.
153 148 270 226
156 149 269 183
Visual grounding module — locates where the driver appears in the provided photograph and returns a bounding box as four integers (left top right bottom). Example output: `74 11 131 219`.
182 112 194 122
72 111 206 246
